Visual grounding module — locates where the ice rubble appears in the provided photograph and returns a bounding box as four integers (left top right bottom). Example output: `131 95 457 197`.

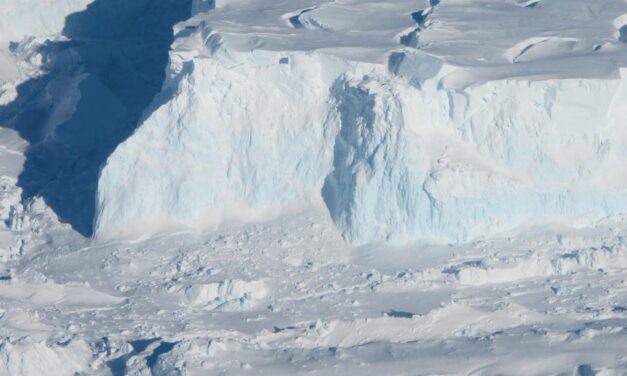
95 0 627 245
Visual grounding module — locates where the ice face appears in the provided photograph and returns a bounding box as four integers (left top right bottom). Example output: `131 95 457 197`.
95 52 346 239
95 26 627 245
323 73 627 244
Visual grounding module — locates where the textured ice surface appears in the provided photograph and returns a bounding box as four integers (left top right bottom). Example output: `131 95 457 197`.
0 338 92 376
95 52 345 238
325 73 627 244
183 279 268 310
4 208 627 375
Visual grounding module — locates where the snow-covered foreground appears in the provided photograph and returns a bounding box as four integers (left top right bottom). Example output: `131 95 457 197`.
1 208 627 375
1 0 627 374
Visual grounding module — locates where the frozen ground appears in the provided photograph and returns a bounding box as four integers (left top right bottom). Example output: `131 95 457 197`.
0 0 627 375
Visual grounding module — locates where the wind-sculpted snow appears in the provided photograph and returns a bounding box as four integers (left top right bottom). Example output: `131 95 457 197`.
96 0 627 244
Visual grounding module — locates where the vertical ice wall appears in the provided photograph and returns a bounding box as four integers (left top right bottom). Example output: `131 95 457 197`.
95 39 627 245
322 77 428 244
93 4 627 245
95 52 347 238
323 68 627 244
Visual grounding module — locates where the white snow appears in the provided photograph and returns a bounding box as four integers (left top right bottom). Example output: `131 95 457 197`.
1 0 627 375
0 338 92 376
4 208 627 375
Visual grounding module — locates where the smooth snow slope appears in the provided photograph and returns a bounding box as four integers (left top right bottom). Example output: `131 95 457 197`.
96 0 627 245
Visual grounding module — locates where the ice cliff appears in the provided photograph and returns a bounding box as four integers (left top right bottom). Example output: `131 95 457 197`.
93 0 627 245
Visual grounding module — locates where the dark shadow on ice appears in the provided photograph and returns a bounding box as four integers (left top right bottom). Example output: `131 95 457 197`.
145 341 177 368
0 0 192 236
619 25 627 43
106 337 177 375
385 310 415 318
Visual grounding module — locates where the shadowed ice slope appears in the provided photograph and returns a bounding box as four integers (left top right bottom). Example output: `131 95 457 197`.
0 0 192 236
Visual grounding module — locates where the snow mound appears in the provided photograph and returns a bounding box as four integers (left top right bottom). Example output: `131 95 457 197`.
183 279 268 310
504 37 583 64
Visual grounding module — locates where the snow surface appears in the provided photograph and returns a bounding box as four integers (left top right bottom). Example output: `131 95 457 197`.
3 208 627 375
0 0 627 375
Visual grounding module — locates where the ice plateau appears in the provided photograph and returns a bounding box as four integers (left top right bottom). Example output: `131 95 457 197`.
93 0 627 245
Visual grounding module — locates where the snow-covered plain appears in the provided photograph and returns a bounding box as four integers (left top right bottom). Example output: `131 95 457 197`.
0 0 627 374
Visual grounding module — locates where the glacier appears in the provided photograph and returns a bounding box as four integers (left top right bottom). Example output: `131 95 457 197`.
2 1 627 374
95 0 627 245
3 0 627 246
